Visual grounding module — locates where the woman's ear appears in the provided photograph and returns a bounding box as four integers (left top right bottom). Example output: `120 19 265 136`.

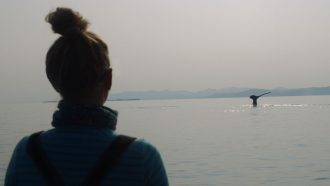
104 68 112 90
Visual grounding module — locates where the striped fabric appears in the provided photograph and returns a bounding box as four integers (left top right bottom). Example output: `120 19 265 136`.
5 127 169 186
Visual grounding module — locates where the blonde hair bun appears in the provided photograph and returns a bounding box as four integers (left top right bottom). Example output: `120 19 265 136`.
46 7 89 36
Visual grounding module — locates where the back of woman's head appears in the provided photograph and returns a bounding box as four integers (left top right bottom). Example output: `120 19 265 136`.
45 7 110 100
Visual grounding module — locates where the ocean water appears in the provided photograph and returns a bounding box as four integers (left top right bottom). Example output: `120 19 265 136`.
1 96 330 185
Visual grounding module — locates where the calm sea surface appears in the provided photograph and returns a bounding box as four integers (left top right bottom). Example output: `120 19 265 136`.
1 96 330 185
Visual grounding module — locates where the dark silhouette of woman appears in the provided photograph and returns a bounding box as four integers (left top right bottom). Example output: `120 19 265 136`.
250 92 271 107
5 7 168 186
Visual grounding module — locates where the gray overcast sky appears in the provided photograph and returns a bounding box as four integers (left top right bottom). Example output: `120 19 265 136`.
0 0 330 102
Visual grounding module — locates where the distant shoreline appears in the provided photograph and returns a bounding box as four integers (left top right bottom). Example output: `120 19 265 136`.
41 86 330 102
110 98 141 101
109 86 330 101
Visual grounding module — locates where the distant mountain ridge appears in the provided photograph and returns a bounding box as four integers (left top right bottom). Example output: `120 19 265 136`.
109 86 330 101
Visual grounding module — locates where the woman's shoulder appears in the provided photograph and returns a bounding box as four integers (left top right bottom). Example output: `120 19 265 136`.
128 137 169 185
13 135 30 153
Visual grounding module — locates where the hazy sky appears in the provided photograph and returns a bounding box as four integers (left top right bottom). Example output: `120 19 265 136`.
0 0 330 102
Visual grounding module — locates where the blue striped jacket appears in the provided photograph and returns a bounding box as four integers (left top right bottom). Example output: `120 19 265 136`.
5 127 169 186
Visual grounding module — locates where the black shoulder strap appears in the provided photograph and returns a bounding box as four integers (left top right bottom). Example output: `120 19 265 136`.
27 132 136 186
81 135 136 186
27 131 65 186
